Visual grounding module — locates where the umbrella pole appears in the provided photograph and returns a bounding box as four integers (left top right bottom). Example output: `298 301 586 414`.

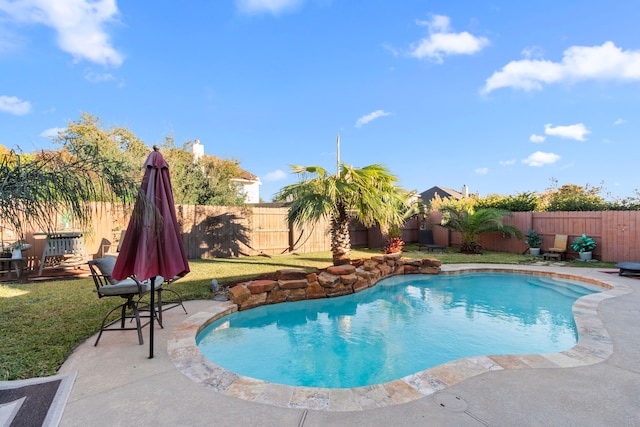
149 276 155 359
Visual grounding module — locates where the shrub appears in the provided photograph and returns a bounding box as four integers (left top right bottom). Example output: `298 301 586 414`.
524 229 542 248
384 237 405 254
571 234 597 253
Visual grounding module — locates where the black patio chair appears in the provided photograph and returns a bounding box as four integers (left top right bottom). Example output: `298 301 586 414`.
418 229 446 253
88 257 188 345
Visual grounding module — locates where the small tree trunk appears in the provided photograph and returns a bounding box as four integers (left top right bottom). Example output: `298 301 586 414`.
331 214 351 265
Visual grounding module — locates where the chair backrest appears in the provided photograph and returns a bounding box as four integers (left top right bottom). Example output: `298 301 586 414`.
88 258 141 298
102 230 126 257
115 230 126 252
419 229 436 245
88 259 112 297
551 234 568 251
89 258 161 299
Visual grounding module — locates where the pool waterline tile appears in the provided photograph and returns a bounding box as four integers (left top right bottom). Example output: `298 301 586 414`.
167 265 630 411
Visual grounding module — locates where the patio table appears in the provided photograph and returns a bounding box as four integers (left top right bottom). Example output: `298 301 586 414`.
0 257 26 282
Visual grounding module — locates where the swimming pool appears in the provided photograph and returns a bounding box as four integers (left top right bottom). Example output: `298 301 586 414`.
196 272 603 388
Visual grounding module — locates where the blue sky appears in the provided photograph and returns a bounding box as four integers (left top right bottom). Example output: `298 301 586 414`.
1 0 639 202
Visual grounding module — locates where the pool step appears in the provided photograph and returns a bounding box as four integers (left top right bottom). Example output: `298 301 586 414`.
527 277 595 299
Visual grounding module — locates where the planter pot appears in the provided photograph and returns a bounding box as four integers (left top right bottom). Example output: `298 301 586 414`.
579 251 592 261
529 248 541 256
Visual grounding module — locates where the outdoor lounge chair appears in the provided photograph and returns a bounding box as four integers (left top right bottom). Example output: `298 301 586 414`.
543 234 568 260
102 230 126 258
615 262 640 276
88 258 187 346
418 229 446 253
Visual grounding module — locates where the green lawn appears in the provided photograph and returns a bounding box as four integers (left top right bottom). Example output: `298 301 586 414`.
0 247 616 381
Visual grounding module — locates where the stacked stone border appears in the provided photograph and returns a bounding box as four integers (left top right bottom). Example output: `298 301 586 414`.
229 253 442 311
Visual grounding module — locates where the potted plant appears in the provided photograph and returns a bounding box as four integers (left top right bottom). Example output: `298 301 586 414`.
524 229 543 256
571 234 596 261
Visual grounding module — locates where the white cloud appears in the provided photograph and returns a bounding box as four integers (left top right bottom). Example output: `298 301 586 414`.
499 159 516 166
416 14 451 32
39 127 65 138
0 0 123 66
475 167 488 175
0 95 31 115
544 123 590 141
482 42 640 93
521 46 545 60
530 134 546 143
263 169 288 182
522 151 561 167
355 110 391 128
84 70 115 83
614 118 626 125
409 14 490 63
236 0 303 15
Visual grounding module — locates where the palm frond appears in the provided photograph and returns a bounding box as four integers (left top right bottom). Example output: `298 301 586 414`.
0 148 138 240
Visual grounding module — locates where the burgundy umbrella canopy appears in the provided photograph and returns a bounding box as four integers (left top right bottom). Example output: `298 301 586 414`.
112 146 189 358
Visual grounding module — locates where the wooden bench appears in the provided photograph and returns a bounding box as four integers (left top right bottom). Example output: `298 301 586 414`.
36 231 88 276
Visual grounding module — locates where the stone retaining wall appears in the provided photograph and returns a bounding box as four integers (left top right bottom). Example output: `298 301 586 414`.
229 253 442 311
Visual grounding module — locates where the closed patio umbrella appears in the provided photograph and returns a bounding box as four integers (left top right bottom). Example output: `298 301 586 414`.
112 146 189 358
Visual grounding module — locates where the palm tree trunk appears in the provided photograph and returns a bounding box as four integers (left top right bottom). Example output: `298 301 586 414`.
330 213 351 265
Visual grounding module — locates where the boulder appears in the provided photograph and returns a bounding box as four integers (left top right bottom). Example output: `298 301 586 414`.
326 264 356 275
277 269 309 280
229 285 250 305
306 282 326 299
318 271 341 288
247 279 277 294
278 279 308 290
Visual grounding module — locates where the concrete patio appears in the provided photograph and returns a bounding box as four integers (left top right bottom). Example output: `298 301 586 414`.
58 265 640 426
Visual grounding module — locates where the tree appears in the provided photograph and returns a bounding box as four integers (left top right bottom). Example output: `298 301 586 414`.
439 206 522 254
276 163 410 265
55 112 149 199
476 191 542 212
0 112 174 244
0 147 139 244
56 114 247 207
608 189 640 210
540 178 607 211
159 138 246 206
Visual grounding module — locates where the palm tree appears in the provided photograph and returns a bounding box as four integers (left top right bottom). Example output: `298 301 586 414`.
276 163 410 265
440 206 522 254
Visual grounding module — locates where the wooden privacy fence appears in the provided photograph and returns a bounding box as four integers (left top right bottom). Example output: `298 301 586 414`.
422 211 640 263
11 204 640 273
14 203 333 274
89 203 334 259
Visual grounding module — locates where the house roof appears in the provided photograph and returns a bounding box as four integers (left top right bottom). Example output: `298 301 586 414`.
420 186 464 204
236 169 260 182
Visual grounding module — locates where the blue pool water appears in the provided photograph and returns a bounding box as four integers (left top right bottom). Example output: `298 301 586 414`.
196 272 602 388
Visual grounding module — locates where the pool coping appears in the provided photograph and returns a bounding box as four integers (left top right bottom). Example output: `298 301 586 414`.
167 265 632 412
